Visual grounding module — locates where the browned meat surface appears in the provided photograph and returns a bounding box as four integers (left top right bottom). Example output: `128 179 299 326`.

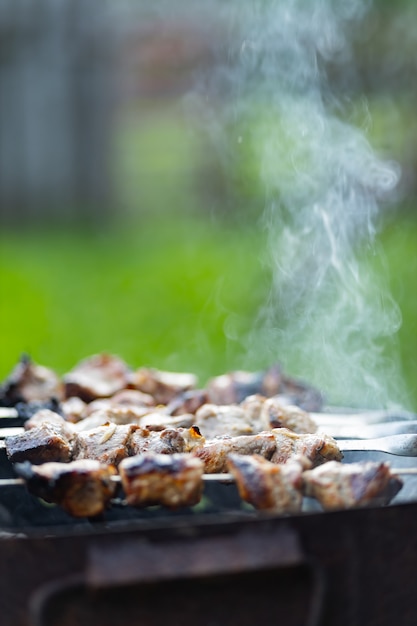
303 461 403 510
129 426 204 455
176 426 206 451
140 412 194 431
110 388 156 407
271 428 342 466
227 454 309 514
61 396 88 423
87 405 149 424
5 422 72 464
15 459 117 517
128 367 197 404
165 389 209 416
194 404 261 438
205 370 267 405
63 353 131 402
205 365 323 411
260 398 317 434
119 452 204 508
24 409 75 439
73 423 138 466
193 433 276 473
0 355 63 405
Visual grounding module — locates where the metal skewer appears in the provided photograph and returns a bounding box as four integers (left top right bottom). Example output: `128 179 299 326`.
3 433 417 455
0 473 235 488
1 468 417 490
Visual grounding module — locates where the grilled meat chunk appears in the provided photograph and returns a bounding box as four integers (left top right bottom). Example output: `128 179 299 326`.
61 396 88 423
73 423 138 466
194 404 261 438
193 433 276 473
130 427 186 455
271 428 342 467
206 365 323 411
303 461 403 510
63 353 130 402
260 398 317 434
239 395 318 434
0 355 63 406
128 368 198 405
119 452 204 508
15 459 116 517
227 454 309 514
129 426 205 456
165 389 209 416
24 409 75 440
206 370 268 405
5 422 72 464
139 412 195 431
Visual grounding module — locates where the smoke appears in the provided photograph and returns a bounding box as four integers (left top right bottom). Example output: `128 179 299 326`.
187 0 405 408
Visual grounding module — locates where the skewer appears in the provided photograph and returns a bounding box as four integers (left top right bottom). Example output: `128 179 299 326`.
1 468 417 491
0 473 235 488
2 432 417 455
1 406 416 424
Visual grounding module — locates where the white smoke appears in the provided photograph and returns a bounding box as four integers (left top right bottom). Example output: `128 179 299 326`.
187 0 406 408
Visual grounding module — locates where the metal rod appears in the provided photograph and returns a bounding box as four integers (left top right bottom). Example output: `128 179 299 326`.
0 473 235 488
2 468 417 490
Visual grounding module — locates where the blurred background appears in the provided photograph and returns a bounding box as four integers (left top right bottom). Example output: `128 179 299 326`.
0 0 416 410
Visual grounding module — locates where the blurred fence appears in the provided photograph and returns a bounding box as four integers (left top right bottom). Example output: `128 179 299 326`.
0 0 123 224
0 0 221 226
0 1 416 226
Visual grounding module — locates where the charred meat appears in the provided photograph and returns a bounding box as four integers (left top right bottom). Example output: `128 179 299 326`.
302 460 403 510
193 433 277 473
15 459 117 517
194 403 260 438
259 397 318 434
73 423 138 466
63 353 131 402
119 452 204 508
0 355 63 407
227 454 309 514
5 422 73 464
129 426 205 456
271 428 343 466
128 368 197 405
205 365 323 411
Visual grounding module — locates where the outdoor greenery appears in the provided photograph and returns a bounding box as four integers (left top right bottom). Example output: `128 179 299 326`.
1 1 416 411
1 205 416 410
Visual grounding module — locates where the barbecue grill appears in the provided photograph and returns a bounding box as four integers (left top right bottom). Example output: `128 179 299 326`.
1 407 417 626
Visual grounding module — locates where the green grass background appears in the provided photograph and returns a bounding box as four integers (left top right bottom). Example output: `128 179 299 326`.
1 208 416 411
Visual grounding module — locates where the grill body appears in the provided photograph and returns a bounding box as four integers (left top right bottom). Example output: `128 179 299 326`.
1 500 417 626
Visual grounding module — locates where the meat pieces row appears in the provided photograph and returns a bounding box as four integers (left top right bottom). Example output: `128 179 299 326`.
227 454 403 515
4 416 342 473
15 452 204 517
14 452 402 518
0 353 323 413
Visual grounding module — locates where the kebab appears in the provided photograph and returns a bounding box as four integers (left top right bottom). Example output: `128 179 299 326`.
0 354 412 518
1 453 408 518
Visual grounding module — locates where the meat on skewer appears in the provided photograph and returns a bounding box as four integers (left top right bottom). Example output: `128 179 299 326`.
270 428 342 466
226 453 309 514
63 353 131 402
193 433 277 473
73 423 139 466
119 452 204 508
128 368 198 405
5 421 73 464
302 460 403 510
14 459 117 517
0 355 64 406
2 456 406 517
194 404 260 438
